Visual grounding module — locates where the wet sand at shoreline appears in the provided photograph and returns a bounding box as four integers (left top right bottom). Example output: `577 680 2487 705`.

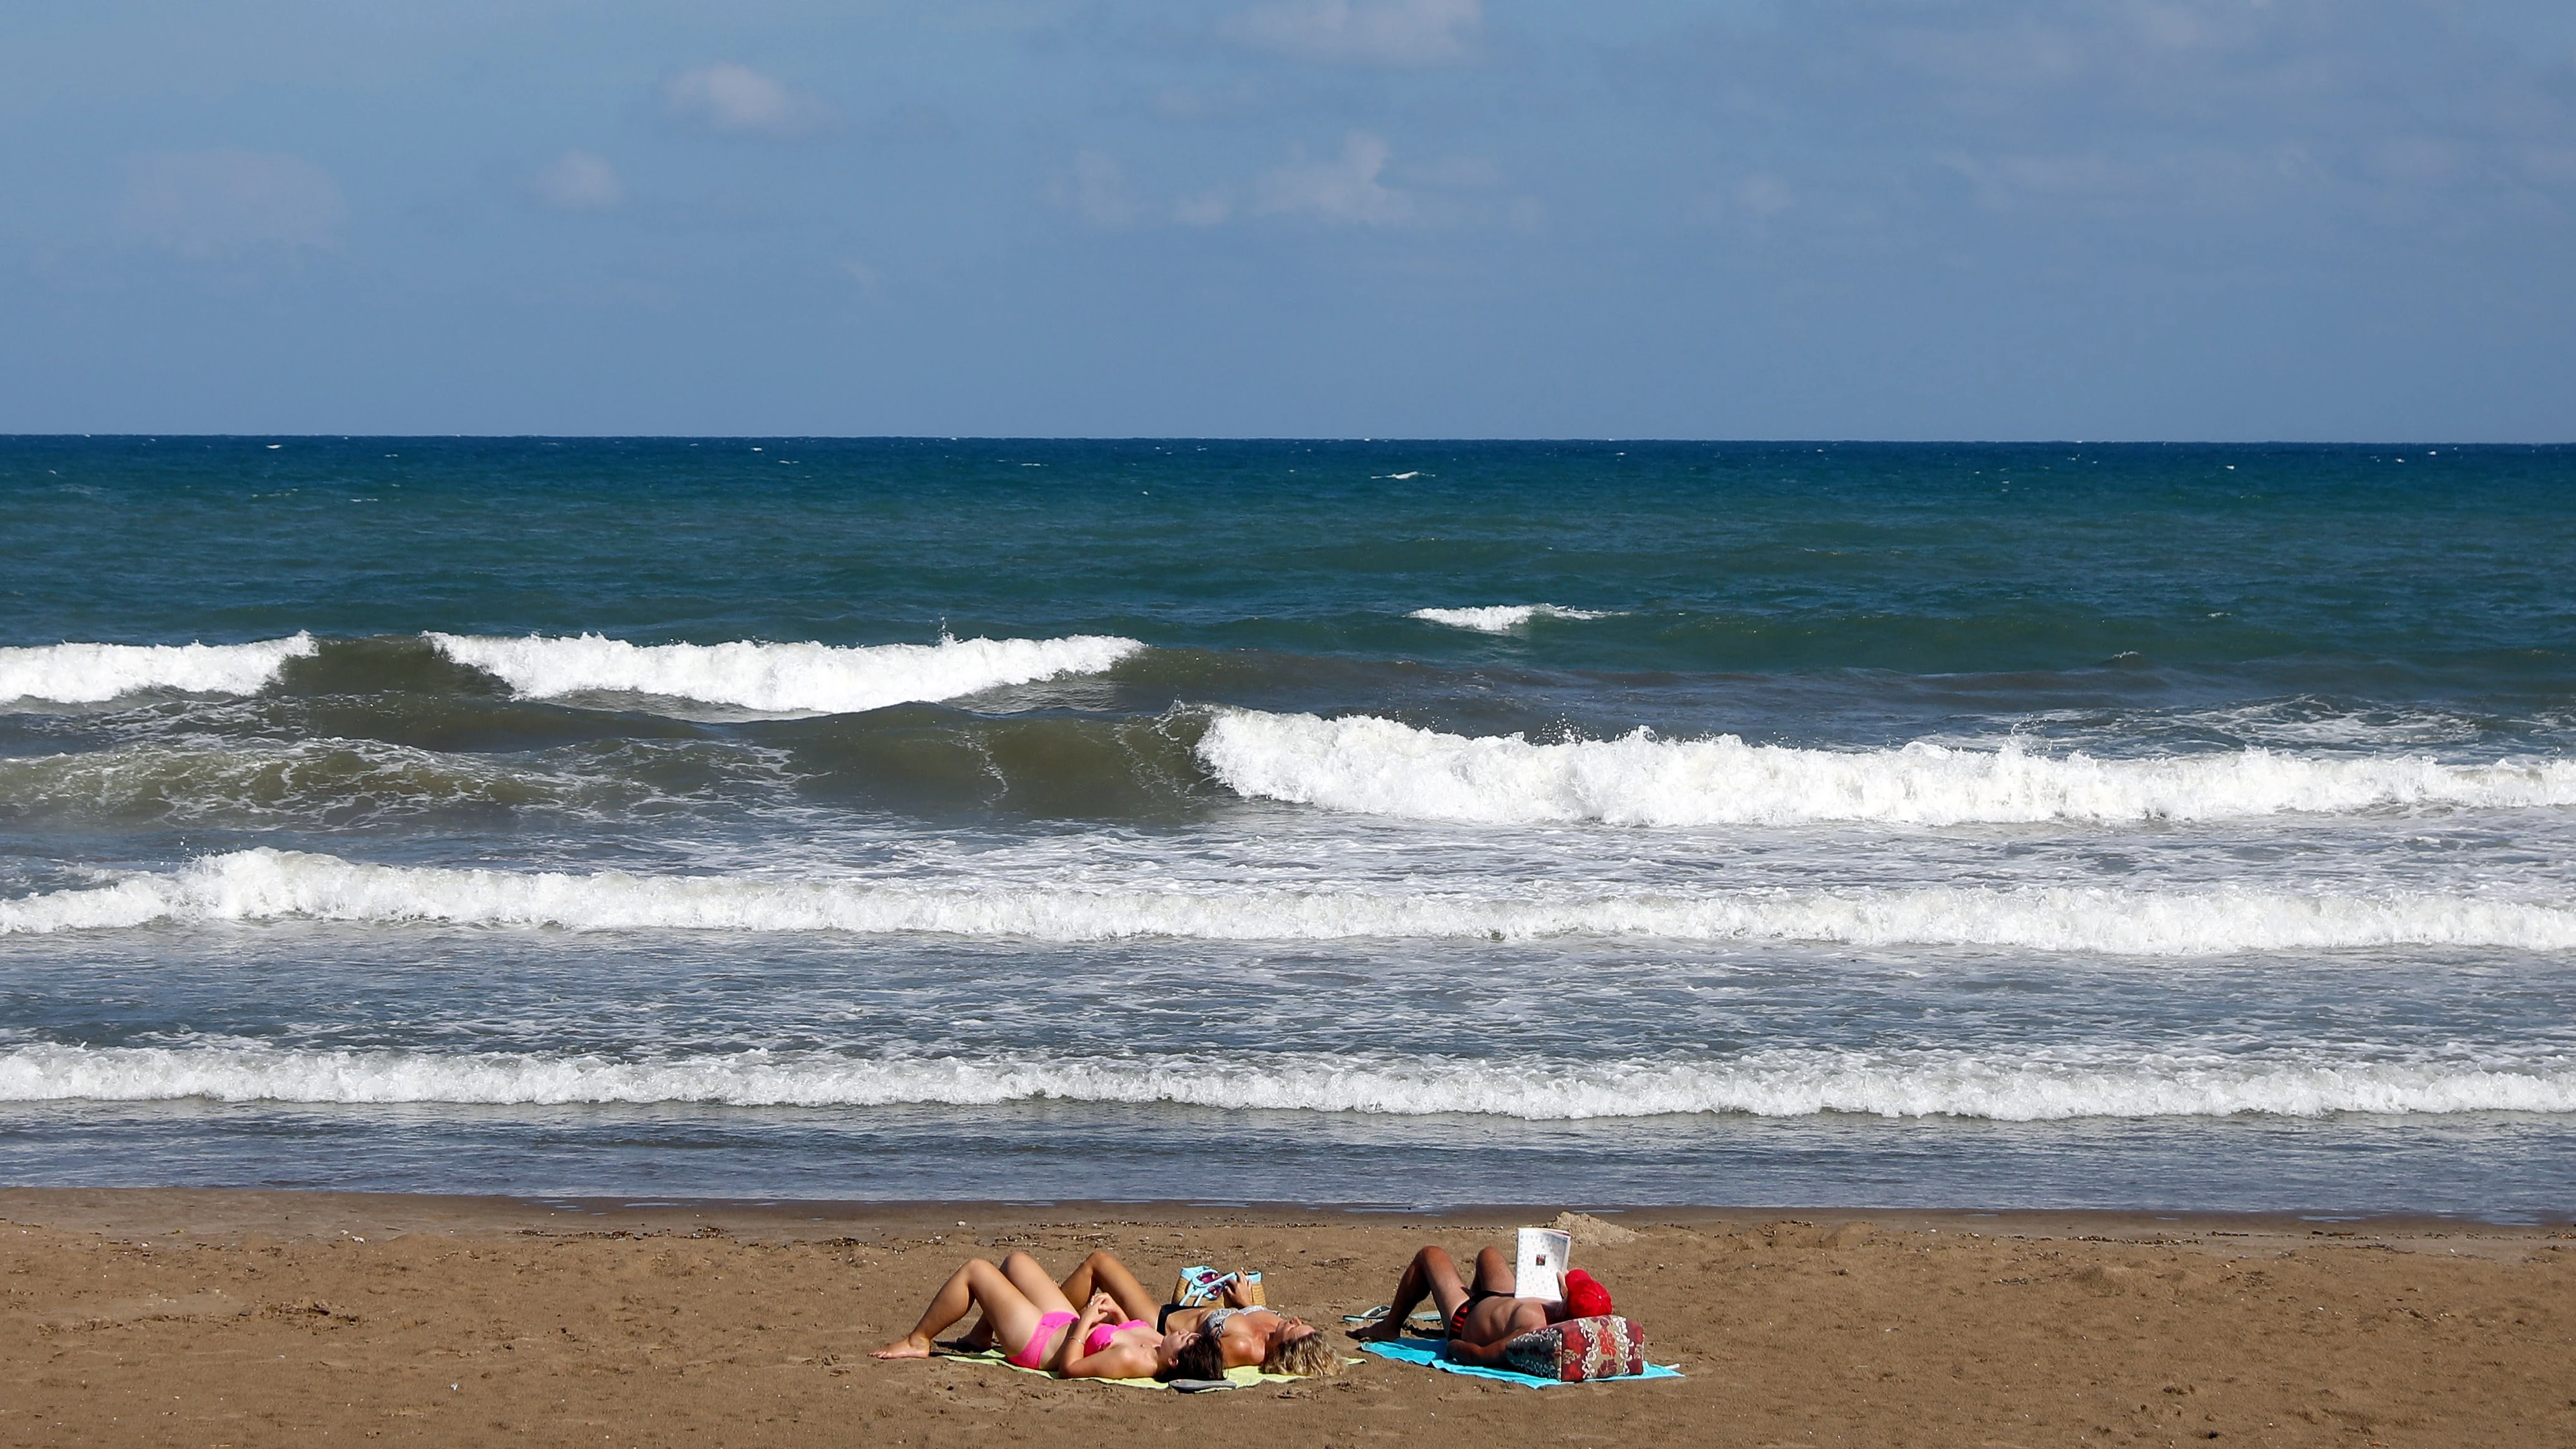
3 1188 2569 1447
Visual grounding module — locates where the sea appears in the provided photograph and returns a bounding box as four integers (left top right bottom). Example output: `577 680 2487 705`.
3 436 2572 1220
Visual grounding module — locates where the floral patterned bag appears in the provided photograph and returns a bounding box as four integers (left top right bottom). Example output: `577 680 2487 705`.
1499 1314 1648 1381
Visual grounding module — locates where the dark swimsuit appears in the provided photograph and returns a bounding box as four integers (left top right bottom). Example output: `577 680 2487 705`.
1447 1288 1507 1338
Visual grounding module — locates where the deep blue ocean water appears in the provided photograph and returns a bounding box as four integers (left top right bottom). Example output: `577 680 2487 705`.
3 437 2572 1216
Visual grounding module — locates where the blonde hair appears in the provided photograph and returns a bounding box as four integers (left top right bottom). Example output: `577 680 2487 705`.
1262 1333 1345 1379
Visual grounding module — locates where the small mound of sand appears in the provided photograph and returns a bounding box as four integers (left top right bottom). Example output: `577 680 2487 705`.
1550 1211 1641 1246
2075 1264 2147 1294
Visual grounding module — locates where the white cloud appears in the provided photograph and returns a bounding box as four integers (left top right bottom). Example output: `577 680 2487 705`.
533 150 624 211
1064 150 1135 228
1652 0 2576 224
1255 132 1419 224
1173 191 1232 226
122 150 345 256
1225 0 1482 67
659 63 831 138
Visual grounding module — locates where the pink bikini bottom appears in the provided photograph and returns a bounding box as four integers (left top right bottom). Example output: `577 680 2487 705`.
1010 1311 1078 1370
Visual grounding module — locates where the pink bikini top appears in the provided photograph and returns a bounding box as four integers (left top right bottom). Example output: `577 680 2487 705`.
1086 1318 1151 1354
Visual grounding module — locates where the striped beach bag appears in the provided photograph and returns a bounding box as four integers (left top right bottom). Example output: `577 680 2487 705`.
1500 1314 1649 1382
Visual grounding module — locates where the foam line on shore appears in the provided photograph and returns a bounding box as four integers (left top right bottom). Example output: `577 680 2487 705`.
1195 708 2576 826
425 632 1144 714
0 635 316 706
9 849 2576 954
1 1042 2566 1120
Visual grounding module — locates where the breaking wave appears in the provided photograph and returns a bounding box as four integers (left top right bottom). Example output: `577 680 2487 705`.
424 632 1144 714
1 1041 2565 1120
0 635 317 706
0 738 763 827
9 849 2576 954
1409 604 1611 633
1195 709 2576 826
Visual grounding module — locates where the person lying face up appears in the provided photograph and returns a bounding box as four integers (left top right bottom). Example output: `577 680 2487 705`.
1157 1274 1342 1382
872 1248 1166 1379
1351 1241 1609 1365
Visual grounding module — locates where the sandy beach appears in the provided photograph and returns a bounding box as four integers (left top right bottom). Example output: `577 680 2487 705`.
1 1189 2567 1447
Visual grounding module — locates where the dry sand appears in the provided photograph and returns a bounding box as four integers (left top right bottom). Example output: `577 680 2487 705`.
2 1188 2570 1447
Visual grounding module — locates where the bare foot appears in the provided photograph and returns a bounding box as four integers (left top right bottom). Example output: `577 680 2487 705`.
1349 1321 1403 1343
872 1336 933 1359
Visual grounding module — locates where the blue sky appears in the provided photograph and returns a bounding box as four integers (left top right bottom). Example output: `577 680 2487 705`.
4 1 2573 439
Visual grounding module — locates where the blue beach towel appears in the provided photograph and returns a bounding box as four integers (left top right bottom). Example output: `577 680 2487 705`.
1359 1337 1684 1389
933 1346 1358 1393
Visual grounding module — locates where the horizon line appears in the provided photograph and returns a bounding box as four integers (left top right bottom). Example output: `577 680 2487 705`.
6 434 2571 449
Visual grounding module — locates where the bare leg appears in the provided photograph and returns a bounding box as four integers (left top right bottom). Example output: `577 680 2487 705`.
999 1252 1080 1316
1055 1250 1160 1322
875 1259 1044 1360
1353 1245 1467 1341
966 1247 1149 1350
1468 1246 1517 1297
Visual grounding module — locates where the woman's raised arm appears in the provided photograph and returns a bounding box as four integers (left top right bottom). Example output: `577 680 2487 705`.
1054 1294 1164 1380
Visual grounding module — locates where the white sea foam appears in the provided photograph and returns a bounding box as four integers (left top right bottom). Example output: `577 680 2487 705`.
1 1041 2565 1120
0 634 316 706
425 632 1144 714
1195 708 2576 826
1409 604 1611 633
9 848 2576 954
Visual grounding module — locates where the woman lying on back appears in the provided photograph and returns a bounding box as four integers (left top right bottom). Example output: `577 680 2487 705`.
1157 1279 1342 1381
872 1249 1170 1379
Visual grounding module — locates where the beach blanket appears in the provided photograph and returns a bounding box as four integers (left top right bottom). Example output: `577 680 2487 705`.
931 1346 1332 1393
1359 1337 1684 1389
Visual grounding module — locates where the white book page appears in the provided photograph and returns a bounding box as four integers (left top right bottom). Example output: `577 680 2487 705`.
1515 1227 1571 1303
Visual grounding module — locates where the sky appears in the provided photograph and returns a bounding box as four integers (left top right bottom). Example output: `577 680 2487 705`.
3 1 2574 440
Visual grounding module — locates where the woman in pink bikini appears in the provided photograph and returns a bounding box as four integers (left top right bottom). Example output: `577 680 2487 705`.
872 1249 1172 1380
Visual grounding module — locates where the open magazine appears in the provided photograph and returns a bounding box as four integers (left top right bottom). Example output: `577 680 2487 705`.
1170 1264 1264 1308
1515 1226 1573 1304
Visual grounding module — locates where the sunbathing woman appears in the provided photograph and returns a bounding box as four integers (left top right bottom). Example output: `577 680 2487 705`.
1349 1242 1571 1365
1158 1279 1343 1381
872 1249 1168 1380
